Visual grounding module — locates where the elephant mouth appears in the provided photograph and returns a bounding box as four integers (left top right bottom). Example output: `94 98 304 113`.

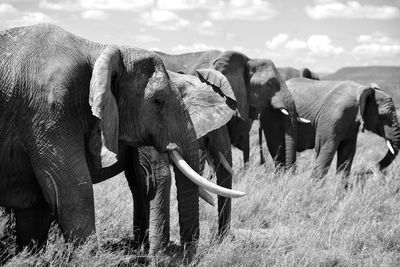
167 149 246 199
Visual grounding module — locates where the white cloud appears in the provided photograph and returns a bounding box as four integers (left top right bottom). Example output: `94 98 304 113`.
156 0 212 10
39 0 152 11
305 1 400 20
209 0 277 21
81 0 152 10
353 43 400 56
81 10 108 20
352 33 400 58
266 34 343 56
197 20 219 36
131 34 160 43
226 32 236 41
266 34 289 49
140 9 189 30
0 3 53 29
356 34 396 45
285 39 308 50
39 0 81 11
171 43 224 53
0 3 18 14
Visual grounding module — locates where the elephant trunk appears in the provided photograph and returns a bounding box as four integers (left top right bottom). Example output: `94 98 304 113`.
284 116 297 169
379 109 400 170
215 148 232 238
171 117 200 254
271 87 298 170
148 150 171 255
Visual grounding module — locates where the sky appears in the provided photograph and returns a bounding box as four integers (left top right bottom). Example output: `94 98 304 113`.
0 0 399 73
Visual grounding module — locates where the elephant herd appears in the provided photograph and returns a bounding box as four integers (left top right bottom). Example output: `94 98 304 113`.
0 24 399 260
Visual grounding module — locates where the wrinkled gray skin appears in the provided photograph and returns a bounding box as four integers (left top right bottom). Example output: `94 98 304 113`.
155 50 298 241
257 66 319 164
278 67 320 81
94 69 236 255
261 78 400 183
155 50 299 169
0 24 204 252
123 127 233 255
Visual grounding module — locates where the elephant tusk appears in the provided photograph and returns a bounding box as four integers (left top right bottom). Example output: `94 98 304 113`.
218 152 235 175
297 117 311 123
280 108 289 116
199 187 215 206
168 150 246 198
387 140 395 155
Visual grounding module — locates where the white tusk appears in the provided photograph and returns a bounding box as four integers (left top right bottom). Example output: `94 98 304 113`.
168 150 246 198
297 117 311 123
199 188 215 206
387 140 395 155
280 108 289 115
218 152 235 176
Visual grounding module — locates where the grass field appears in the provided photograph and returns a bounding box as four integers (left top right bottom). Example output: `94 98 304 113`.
1 119 400 266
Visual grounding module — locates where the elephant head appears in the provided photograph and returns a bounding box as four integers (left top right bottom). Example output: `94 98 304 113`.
117 68 241 255
88 46 243 249
278 66 319 81
213 51 298 168
301 68 320 80
358 86 400 170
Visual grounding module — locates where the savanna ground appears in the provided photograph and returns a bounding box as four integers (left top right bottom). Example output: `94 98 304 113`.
1 119 400 266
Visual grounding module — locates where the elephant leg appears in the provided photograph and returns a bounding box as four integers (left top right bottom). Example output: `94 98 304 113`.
14 200 53 251
312 140 338 180
124 147 149 250
242 133 250 164
30 133 95 245
259 127 266 165
337 134 358 189
261 109 285 168
216 151 232 238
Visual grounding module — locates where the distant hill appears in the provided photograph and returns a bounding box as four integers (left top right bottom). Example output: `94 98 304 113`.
323 66 400 105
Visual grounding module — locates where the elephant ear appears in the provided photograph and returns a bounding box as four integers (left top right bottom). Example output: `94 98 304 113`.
89 46 123 156
301 68 319 80
359 87 380 131
195 69 237 111
213 51 249 120
301 68 312 79
169 70 237 139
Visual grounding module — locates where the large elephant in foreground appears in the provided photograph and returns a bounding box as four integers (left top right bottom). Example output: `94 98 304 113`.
278 67 320 81
0 24 241 252
95 69 240 255
155 50 300 168
260 78 400 181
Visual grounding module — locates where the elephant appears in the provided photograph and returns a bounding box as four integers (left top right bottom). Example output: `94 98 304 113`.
278 67 320 81
92 69 240 255
259 78 400 183
0 24 242 253
155 50 300 169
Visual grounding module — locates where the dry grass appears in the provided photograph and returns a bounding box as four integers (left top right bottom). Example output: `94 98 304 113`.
2 120 400 266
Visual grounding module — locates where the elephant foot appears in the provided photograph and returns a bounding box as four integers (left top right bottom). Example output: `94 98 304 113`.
15 201 53 252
